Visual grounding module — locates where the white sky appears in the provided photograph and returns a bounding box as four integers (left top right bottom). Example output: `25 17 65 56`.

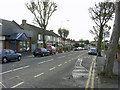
0 0 114 41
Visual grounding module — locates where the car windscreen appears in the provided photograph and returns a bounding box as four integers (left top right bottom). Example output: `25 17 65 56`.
90 49 97 52
34 49 40 52
41 48 46 51
47 47 52 50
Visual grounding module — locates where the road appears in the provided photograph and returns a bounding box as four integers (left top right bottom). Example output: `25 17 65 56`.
0 50 98 89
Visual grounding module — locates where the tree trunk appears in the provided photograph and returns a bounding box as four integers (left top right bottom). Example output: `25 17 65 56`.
104 1 120 76
42 27 46 48
97 26 103 56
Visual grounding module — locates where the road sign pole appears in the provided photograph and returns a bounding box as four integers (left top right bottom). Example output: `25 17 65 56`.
104 33 105 51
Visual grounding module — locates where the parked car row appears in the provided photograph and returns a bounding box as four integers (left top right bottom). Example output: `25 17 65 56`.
0 46 57 64
74 47 88 51
33 46 56 57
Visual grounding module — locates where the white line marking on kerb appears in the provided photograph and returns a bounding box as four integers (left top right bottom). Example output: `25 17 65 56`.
0 65 30 75
38 59 54 64
80 59 83 66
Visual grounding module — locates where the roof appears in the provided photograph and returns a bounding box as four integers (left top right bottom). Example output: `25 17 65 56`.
7 33 30 41
21 23 59 37
1 19 33 37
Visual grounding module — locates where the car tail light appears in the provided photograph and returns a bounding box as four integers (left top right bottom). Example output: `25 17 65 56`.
40 49 41 51
0 54 1 57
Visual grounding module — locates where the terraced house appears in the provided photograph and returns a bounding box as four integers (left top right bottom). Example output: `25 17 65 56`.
20 20 64 52
0 19 33 53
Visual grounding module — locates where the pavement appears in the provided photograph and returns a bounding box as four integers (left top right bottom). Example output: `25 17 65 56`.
97 52 120 89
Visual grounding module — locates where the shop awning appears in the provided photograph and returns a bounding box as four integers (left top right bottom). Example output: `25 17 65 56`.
6 33 30 41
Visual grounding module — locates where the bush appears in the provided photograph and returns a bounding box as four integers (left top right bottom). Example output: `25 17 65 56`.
101 43 108 50
117 44 120 52
79 44 85 48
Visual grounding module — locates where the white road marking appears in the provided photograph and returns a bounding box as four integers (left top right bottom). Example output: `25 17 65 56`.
38 59 54 64
68 60 71 62
0 82 7 88
76 58 89 72
0 65 30 75
80 59 83 66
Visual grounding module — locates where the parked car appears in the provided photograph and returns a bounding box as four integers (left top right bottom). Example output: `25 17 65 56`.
74 48 80 51
84 47 88 50
78 47 83 50
0 49 22 63
88 48 97 55
46 46 56 55
33 48 50 57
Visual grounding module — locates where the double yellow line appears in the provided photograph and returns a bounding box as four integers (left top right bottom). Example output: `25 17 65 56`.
85 57 96 90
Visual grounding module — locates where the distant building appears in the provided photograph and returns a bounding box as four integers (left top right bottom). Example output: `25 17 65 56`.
0 19 33 53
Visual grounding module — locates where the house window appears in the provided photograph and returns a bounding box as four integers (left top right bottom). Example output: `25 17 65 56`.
38 34 42 40
19 41 30 52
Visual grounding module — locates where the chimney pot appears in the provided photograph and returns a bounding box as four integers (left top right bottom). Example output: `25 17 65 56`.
22 19 26 25
50 30 53 32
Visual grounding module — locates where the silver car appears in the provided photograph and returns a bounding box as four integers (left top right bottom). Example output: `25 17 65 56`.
88 48 97 55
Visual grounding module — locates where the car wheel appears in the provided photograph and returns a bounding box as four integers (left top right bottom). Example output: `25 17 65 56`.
18 56 21 61
34 55 37 57
52 52 54 55
42 54 44 57
48 53 50 55
2 57 8 63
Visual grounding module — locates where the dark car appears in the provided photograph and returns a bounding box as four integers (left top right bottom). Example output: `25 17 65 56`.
46 46 56 55
0 49 22 63
33 48 50 57
88 48 97 55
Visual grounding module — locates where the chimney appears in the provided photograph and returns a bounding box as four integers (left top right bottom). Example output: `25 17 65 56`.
50 30 53 32
22 19 26 25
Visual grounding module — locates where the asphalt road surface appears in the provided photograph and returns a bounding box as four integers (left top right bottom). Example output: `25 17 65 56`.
0 50 98 89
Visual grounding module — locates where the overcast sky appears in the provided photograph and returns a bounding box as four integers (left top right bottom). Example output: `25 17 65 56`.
0 0 114 41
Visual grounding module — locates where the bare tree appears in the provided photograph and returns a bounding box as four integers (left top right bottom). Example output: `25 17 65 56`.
26 0 57 48
103 1 120 76
89 2 115 56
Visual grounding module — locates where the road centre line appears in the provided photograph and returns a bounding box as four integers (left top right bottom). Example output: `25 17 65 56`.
58 64 62 67
34 72 44 78
38 59 54 64
64 62 67 64
0 65 30 75
11 82 24 88
69 60 71 62
49 67 56 71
